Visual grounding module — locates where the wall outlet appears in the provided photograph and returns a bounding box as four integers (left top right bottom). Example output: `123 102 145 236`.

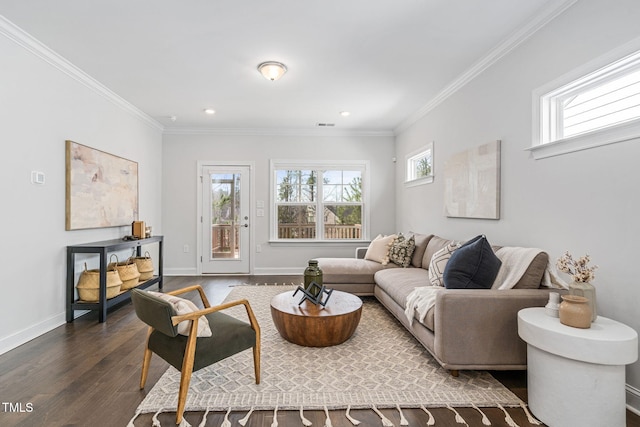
256 244 262 253
183 244 189 253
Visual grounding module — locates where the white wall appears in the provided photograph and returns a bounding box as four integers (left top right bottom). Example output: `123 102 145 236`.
394 0 640 411
161 132 395 275
0 25 163 354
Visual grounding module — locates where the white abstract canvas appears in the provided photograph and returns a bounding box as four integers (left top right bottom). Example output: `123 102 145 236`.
443 140 500 219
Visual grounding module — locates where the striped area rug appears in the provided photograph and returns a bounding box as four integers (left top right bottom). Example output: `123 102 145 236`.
131 284 538 426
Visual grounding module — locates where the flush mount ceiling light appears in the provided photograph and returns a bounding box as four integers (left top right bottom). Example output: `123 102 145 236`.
203 108 215 115
257 61 287 81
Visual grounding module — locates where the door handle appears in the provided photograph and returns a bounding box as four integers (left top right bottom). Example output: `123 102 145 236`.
242 223 249 228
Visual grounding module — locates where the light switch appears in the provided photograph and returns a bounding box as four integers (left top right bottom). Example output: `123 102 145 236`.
257 209 264 217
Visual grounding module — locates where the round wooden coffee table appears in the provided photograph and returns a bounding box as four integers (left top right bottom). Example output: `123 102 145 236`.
270 290 363 347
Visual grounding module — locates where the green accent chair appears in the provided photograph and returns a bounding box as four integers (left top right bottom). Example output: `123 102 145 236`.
131 285 260 425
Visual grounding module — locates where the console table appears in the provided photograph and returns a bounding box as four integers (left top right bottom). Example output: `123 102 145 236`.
66 236 163 323
518 307 637 427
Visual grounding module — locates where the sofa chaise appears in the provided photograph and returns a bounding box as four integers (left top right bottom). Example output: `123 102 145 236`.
316 233 565 375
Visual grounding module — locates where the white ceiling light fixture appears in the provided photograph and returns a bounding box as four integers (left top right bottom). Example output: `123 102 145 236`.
203 108 215 115
258 61 287 81
340 111 351 117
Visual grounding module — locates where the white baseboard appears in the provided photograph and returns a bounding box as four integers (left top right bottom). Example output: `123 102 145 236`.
627 384 640 415
164 268 198 276
0 312 67 356
253 267 301 276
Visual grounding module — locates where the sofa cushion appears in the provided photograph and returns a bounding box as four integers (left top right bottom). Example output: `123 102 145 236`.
513 251 548 289
364 234 397 265
443 235 502 289
317 258 400 284
407 232 433 268
374 268 430 307
428 241 460 287
374 269 435 330
389 234 416 268
422 235 454 270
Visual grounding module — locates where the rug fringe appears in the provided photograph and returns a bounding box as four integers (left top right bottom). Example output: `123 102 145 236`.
197 408 210 427
152 408 163 427
396 403 409 426
238 406 254 426
419 404 436 426
271 405 279 427
498 404 520 427
179 418 192 427
371 405 394 427
345 405 361 425
126 409 141 427
220 408 231 427
471 403 492 425
323 405 333 427
520 401 542 425
299 406 313 426
446 404 469 426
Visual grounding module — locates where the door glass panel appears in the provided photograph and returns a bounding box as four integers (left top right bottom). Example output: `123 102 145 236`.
210 173 241 259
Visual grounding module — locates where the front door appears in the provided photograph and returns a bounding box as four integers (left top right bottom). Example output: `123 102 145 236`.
201 165 251 274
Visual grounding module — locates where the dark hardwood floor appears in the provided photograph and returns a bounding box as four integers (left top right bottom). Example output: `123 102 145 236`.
0 275 638 427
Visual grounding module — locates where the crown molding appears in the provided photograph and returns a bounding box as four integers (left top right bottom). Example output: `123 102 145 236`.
162 126 395 137
394 0 579 136
0 15 164 132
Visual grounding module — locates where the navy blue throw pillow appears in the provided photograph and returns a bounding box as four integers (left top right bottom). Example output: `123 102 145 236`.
443 235 501 289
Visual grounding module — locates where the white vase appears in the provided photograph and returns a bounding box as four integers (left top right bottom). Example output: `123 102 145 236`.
569 281 597 322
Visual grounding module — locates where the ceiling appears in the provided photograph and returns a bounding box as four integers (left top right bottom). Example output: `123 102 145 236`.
0 0 569 133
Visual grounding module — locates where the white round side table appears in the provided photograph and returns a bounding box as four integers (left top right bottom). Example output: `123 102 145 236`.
518 307 637 427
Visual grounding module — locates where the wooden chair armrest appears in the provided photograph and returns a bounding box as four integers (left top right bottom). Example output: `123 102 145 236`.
166 284 211 308
171 299 261 338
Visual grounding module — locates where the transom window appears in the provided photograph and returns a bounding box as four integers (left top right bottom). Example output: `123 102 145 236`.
405 142 433 186
271 161 368 241
531 44 640 159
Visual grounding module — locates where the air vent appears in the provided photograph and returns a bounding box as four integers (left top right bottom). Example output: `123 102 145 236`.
316 123 336 127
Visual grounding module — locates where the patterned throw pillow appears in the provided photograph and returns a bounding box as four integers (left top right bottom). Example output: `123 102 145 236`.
389 234 416 268
428 241 460 287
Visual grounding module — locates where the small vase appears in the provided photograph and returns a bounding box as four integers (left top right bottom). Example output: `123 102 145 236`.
559 295 592 329
569 281 597 322
303 259 323 297
544 292 560 317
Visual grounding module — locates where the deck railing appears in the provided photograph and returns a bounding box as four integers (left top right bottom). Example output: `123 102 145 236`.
278 224 361 239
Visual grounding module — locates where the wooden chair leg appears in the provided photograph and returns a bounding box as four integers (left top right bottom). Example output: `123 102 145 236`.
253 344 261 384
176 322 198 425
139 347 153 389
449 369 459 377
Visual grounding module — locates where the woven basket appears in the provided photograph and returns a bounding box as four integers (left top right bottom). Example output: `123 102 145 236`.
108 254 140 290
132 251 154 281
76 262 122 302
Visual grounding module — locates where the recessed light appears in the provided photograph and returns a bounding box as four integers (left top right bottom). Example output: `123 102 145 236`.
203 108 215 115
340 111 351 117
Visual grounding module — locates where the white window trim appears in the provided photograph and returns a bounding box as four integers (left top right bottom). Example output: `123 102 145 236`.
529 36 640 160
405 142 434 187
269 159 370 243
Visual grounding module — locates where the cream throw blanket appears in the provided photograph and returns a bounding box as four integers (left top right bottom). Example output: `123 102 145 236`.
404 247 568 326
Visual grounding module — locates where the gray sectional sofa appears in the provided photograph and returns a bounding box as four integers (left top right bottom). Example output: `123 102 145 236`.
316 233 564 375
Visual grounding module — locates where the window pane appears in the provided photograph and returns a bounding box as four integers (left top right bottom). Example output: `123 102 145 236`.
322 170 362 202
277 205 316 239
276 170 317 202
323 205 362 239
561 69 640 138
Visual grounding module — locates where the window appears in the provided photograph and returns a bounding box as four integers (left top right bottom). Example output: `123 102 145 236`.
405 142 433 186
531 43 640 159
271 160 368 241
